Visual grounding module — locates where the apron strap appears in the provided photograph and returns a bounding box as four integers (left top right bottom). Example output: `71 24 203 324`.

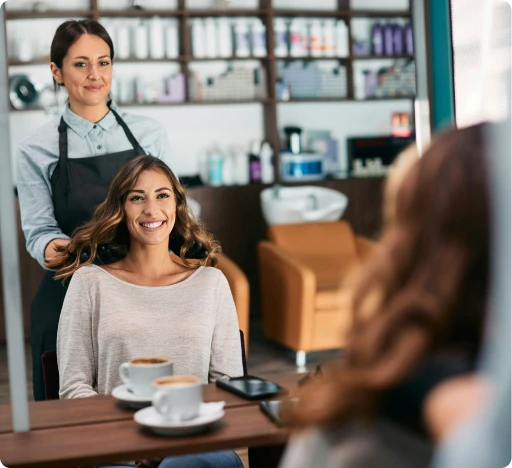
110 107 146 155
58 118 70 194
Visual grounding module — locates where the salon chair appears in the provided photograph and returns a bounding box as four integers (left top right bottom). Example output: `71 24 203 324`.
258 220 375 367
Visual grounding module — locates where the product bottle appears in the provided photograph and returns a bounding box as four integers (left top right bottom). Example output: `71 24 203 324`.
134 21 149 59
235 18 250 57
205 17 218 58
260 141 274 184
371 22 384 56
222 151 235 185
405 23 414 55
322 19 336 57
116 24 131 59
355 71 366 100
289 18 307 57
217 17 233 58
149 16 165 59
249 141 262 184
274 18 288 57
165 20 179 59
335 20 349 57
384 23 394 56
392 24 404 55
252 19 267 57
208 146 224 186
192 19 206 58
310 19 323 57
234 146 250 185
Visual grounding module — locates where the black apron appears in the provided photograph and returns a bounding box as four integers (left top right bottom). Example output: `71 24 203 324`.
30 107 145 401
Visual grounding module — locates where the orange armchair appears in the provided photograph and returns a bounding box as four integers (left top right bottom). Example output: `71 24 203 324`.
258 221 375 366
217 253 250 353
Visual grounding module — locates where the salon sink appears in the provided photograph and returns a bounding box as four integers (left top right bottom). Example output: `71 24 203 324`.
260 185 348 226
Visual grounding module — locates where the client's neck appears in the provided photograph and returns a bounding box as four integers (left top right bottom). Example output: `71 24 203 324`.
123 241 176 278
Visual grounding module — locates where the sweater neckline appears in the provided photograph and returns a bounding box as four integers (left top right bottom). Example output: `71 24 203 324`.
88 263 205 290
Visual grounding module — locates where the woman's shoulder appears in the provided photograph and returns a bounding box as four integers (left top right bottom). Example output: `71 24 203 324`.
72 264 107 284
115 108 165 133
19 118 59 154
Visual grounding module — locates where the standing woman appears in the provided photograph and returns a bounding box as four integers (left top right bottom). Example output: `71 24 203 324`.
16 20 173 401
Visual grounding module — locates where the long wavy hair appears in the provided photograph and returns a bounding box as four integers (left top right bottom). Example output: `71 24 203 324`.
289 124 490 426
47 155 220 279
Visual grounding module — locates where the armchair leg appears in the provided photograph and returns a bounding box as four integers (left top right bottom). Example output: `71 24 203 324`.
296 351 307 368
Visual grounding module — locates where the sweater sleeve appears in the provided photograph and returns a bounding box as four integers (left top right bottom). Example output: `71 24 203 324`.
208 272 244 382
57 272 98 399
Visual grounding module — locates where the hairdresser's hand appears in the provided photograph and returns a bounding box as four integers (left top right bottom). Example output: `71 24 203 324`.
169 235 209 259
44 238 70 260
424 373 488 443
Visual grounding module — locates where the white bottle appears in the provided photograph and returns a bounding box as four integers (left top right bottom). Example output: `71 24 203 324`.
17 38 33 62
290 18 307 57
165 20 179 59
234 146 250 185
134 21 149 59
149 16 165 59
235 18 250 57
322 19 336 57
251 19 267 57
204 17 218 58
274 18 288 57
116 24 131 59
336 20 349 57
260 141 274 184
222 151 235 185
309 19 323 57
192 19 206 58
217 17 233 58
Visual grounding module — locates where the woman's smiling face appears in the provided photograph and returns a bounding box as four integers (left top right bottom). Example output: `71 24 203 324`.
124 169 176 247
51 33 112 110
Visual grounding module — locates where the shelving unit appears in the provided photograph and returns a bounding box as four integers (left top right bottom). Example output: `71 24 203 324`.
5 0 415 182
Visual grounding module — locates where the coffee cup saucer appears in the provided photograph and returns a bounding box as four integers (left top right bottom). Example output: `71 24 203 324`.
112 384 152 409
134 402 225 436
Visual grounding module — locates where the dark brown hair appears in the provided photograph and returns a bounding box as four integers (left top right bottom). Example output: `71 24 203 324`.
289 124 490 426
51 20 114 90
47 155 220 279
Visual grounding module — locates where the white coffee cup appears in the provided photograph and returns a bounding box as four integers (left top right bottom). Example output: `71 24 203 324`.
152 375 203 422
119 357 173 398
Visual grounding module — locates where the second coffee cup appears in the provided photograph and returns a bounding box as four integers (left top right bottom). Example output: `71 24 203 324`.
152 375 203 422
119 357 173 398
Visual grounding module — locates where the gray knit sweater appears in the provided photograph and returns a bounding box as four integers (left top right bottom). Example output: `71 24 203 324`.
57 264 244 399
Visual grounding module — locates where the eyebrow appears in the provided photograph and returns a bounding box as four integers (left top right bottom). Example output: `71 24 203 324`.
128 187 172 194
72 55 110 60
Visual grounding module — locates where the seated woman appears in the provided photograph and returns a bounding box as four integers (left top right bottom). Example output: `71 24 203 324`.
279 124 491 468
51 155 243 467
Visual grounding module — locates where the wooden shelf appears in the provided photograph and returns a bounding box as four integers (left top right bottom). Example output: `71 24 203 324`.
352 55 414 60
279 96 415 103
8 57 190 66
6 10 93 19
10 99 273 112
273 9 411 18
188 56 269 61
98 9 183 17
187 9 269 17
276 56 349 61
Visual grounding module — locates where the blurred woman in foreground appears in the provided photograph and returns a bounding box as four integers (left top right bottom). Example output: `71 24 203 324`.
280 124 491 468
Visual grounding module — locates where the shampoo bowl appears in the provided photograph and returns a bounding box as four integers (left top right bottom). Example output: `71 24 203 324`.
260 185 348 226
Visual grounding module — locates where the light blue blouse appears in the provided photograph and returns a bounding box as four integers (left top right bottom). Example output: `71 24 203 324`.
16 101 173 268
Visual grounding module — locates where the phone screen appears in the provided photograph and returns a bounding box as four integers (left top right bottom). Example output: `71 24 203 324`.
227 378 281 396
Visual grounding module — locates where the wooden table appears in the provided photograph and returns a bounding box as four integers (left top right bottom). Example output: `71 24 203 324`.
0 373 302 468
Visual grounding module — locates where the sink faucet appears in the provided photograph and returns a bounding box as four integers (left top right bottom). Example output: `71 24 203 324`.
272 185 281 199
307 193 318 210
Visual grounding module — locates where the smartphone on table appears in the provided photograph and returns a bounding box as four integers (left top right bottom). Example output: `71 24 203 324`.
216 375 284 400
259 400 284 426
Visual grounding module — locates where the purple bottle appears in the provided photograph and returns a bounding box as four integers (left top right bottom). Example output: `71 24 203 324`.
393 24 404 55
405 23 414 55
384 23 394 56
371 22 384 56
